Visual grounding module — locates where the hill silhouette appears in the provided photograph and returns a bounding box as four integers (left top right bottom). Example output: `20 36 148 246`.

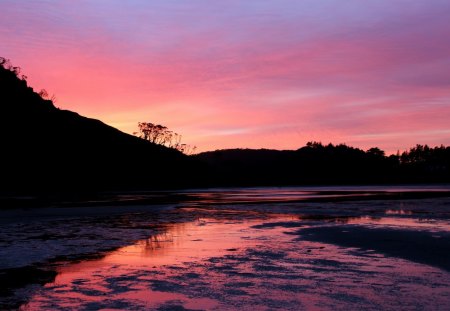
195 142 450 186
0 59 192 193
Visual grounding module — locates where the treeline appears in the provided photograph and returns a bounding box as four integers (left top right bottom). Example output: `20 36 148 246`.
397 144 450 182
194 142 450 186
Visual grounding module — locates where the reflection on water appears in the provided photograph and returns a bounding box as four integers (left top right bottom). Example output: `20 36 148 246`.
100 218 289 267
21 216 296 310
9 185 450 310
86 185 450 207
21 206 450 311
314 214 450 231
385 209 412 215
345 216 450 231
179 185 450 205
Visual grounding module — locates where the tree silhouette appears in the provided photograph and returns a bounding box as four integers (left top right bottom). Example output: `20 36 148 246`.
0 57 25 80
367 147 385 158
135 122 196 154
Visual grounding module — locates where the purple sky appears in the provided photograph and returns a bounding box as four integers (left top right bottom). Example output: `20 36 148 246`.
1 0 450 153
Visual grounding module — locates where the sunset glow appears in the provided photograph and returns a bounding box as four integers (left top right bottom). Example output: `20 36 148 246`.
2 1 450 152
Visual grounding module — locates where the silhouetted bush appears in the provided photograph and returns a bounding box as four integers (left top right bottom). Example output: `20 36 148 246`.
135 122 196 154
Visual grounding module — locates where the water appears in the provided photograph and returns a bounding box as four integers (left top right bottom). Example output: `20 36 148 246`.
2 185 450 310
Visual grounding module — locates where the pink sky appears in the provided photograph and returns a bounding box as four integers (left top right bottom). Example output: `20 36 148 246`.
1 1 450 153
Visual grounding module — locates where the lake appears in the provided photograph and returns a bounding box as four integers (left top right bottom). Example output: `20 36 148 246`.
2 185 450 310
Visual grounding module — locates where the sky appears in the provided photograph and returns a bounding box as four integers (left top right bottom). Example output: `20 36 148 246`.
1 0 450 153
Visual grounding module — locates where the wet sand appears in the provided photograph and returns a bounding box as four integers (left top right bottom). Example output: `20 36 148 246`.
1 186 450 310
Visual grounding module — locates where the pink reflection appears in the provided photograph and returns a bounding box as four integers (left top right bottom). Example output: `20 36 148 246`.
119 288 219 310
101 219 273 266
22 216 295 310
385 209 412 215
346 216 450 231
20 212 450 310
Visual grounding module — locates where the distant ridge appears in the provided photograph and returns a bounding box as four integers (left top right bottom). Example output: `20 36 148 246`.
0 59 190 193
194 143 450 186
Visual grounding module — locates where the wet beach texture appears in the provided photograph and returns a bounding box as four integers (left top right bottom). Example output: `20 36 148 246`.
1 186 450 310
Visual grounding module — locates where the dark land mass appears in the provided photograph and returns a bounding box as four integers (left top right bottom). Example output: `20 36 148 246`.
1 59 450 196
195 144 450 186
0 59 198 193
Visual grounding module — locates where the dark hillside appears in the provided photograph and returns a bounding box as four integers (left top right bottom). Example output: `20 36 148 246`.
0 60 191 193
195 146 398 186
